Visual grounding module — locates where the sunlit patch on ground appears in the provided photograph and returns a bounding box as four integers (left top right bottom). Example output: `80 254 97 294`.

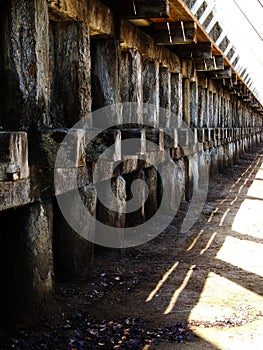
186 159 263 350
216 236 263 277
232 203 263 239
188 273 263 350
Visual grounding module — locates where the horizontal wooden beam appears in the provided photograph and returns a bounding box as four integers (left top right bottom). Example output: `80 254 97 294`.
195 55 224 71
153 21 197 45
209 66 232 79
103 0 169 19
48 0 114 36
171 42 212 60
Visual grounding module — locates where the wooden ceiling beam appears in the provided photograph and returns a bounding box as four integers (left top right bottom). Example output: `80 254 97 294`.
209 66 232 79
171 42 212 59
195 55 224 71
103 0 169 19
153 21 197 45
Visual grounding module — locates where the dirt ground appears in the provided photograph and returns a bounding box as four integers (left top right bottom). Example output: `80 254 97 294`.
1 144 263 349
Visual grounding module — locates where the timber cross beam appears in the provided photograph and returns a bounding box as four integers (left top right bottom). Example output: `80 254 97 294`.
102 0 169 18
195 56 224 72
171 42 212 60
151 21 197 45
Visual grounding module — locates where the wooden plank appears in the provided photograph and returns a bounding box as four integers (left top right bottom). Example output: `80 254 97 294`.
171 42 212 59
195 55 224 71
209 66 232 79
103 0 169 18
153 21 197 45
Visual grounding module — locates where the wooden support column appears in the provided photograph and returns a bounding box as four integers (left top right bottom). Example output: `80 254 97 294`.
159 66 171 128
208 91 213 127
142 58 159 127
119 48 143 125
217 93 222 128
171 73 183 128
223 97 230 128
220 94 225 128
91 38 121 126
198 86 207 128
49 20 91 127
213 92 219 128
183 78 191 126
237 102 242 127
0 0 50 129
190 81 198 127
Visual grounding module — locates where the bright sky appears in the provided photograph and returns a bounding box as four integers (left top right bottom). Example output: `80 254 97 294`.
205 0 263 104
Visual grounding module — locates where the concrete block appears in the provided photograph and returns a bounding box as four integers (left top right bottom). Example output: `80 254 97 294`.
121 128 146 157
0 132 29 181
53 185 96 281
215 128 221 140
86 129 121 162
210 147 219 175
197 128 205 143
204 128 210 142
218 145 225 173
178 128 189 147
144 167 158 220
96 176 126 248
209 128 215 141
35 128 85 168
191 128 198 144
125 170 146 227
145 150 166 167
145 128 163 152
119 157 140 175
158 159 184 211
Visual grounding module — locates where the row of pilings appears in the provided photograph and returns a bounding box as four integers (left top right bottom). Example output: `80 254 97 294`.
0 0 262 323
